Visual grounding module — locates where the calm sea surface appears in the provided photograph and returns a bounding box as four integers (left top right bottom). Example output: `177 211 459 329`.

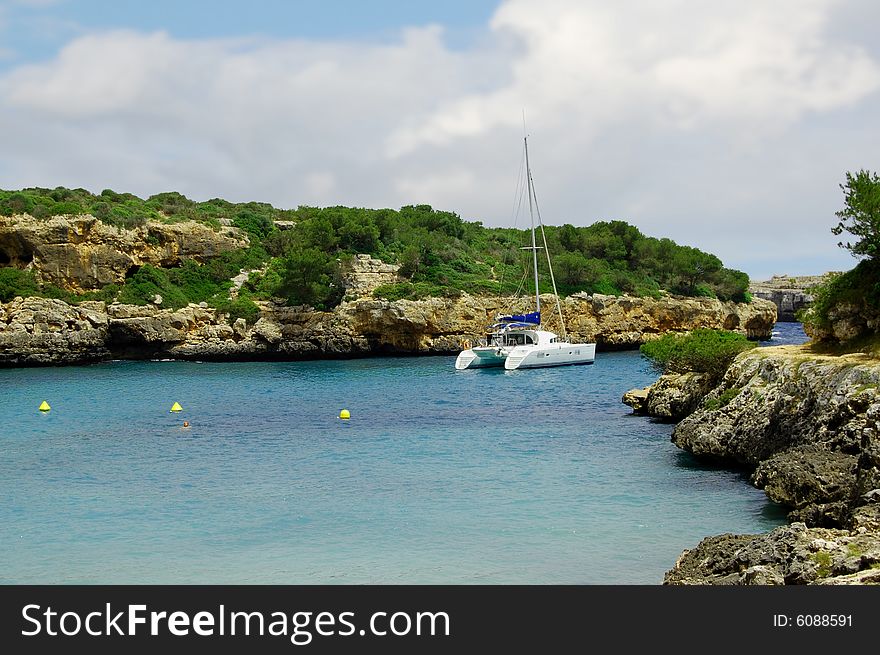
0 323 807 584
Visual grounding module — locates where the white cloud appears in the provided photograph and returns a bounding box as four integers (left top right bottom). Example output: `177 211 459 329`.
0 0 878 280
390 0 880 150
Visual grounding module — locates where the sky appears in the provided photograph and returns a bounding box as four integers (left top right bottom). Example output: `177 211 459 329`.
1 0 878 281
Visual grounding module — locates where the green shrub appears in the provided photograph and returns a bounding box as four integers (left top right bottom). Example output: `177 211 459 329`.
0 268 40 301
212 293 261 325
640 329 756 381
0 192 35 215
811 551 833 578
166 259 229 304
269 247 342 310
373 281 459 301
233 208 275 240
117 265 189 308
803 260 880 333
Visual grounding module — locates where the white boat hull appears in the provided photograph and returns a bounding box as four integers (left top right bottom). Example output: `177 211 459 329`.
456 342 595 370
454 347 508 370
504 342 595 370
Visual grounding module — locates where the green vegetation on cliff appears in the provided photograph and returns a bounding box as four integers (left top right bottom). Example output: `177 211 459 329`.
0 268 39 302
640 329 757 381
0 187 750 311
804 170 880 339
0 187 294 233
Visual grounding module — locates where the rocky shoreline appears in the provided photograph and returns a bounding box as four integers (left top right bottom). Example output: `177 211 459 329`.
748 274 827 322
0 292 776 367
625 344 880 584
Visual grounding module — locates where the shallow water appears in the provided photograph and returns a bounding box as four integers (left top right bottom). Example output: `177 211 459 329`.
0 326 804 584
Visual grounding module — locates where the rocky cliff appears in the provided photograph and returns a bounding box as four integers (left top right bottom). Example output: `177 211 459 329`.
803 297 880 345
0 214 248 291
645 345 880 584
749 274 827 322
664 509 880 585
622 373 713 421
0 293 777 366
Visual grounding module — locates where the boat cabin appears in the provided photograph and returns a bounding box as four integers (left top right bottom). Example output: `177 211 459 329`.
486 329 536 347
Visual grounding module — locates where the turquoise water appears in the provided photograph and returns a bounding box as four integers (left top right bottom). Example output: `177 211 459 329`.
0 326 805 584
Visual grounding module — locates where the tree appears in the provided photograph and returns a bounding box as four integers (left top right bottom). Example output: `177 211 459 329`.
302 215 338 252
553 251 588 286
275 247 341 309
558 223 583 252
832 170 880 259
671 247 721 294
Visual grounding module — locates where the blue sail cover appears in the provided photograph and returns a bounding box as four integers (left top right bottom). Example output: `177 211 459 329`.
498 311 540 325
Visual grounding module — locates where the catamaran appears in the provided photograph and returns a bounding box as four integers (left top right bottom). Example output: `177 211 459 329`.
454 136 596 371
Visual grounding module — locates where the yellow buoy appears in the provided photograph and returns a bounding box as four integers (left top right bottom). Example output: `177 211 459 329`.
170 402 183 413
339 409 350 420
38 401 51 412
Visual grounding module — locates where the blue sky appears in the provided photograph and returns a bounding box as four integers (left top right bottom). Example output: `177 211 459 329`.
1 0 879 281
0 1 500 64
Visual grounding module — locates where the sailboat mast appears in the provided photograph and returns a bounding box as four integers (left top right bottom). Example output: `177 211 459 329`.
523 136 540 315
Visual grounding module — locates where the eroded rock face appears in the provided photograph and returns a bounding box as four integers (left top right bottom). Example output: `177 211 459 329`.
752 446 859 526
622 373 714 422
667 344 880 531
748 274 826 322
648 343 880 584
0 291 776 366
0 297 110 365
664 517 880 585
804 300 880 344
342 254 401 298
672 347 880 464
0 214 248 292
342 292 776 353
563 293 776 346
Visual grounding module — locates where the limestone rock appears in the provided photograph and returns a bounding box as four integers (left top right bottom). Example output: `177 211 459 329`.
849 504 880 532
751 446 859 523
621 388 649 413
749 274 827 322
623 373 713 421
0 214 248 292
562 292 776 346
672 346 880 464
801 276 880 345
232 318 248 339
664 521 880 585
0 296 110 365
0 291 776 365
666 345 880 530
341 254 401 298
344 292 776 353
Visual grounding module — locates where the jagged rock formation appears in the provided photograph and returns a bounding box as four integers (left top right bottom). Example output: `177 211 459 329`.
0 297 110 365
672 346 879 469
664 509 880 585
654 344 880 584
0 293 776 366
564 292 775 346
0 214 248 291
342 254 401 298
748 274 827 322
803 298 880 344
622 373 714 421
